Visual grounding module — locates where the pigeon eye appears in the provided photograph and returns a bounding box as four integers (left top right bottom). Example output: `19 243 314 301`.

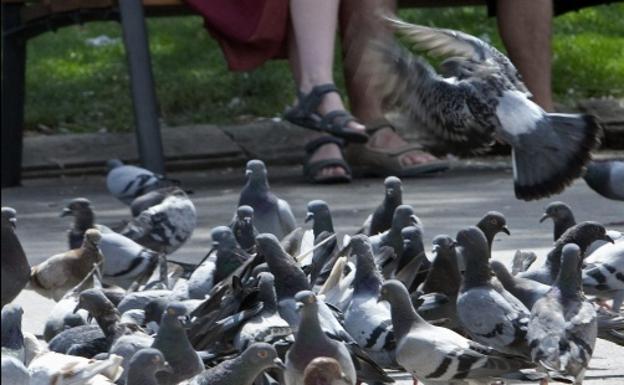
257 350 268 358
490 219 497 225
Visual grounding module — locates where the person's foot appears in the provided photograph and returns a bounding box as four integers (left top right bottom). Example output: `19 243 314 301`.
367 126 439 166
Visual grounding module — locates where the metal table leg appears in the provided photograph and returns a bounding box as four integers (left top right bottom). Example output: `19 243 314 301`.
119 0 165 175
2 3 26 187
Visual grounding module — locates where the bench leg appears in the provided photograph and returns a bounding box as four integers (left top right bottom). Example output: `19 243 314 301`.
119 0 166 175
2 4 26 187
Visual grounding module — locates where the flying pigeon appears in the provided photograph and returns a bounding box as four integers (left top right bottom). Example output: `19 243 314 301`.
528 243 598 384
120 186 197 254
106 158 178 205
238 159 296 239
1 207 30 307
583 159 624 201
369 18 600 200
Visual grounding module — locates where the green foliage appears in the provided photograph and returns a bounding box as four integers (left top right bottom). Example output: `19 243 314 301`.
23 4 623 133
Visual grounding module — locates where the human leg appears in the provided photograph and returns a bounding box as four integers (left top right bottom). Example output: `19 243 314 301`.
496 0 554 111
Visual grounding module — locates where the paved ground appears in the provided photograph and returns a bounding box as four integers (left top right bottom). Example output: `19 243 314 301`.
3 161 623 384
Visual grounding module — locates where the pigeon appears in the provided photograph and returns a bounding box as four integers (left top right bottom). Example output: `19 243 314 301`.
456 226 531 358
528 243 598 384
284 291 356 385
582 241 624 310
60 198 113 250
30 229 104 301
2 304 26 362
539 201 577 241
1 207 30 307
233 272 292 351
1 356 30 385
120 186 197 254
379 279 534 385
230 205 259 253
44 296 90 342
305 200 335 239
364 176 403 236
370 18 600 200
343 235 396 368
583 159 624 201
106 158 177 206
475 211 510 250
303 357 351 385
188 226 250 299
238 159 296 239
126 348 173 385
518 222 613 285
370 204 420 270
152 302 203 385
187 342 284 385
395 225 430 291
28 351 124 385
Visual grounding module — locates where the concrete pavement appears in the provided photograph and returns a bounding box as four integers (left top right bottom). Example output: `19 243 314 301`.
3 161 623 384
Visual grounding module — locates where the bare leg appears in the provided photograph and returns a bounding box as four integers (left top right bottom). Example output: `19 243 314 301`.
289 0 365 179
339 0 441 167
497 0 554 111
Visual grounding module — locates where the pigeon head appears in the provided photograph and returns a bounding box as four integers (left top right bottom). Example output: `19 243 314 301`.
60 197 93 218
245 159 268 183
304 357 350 385
349 234 373 256
295 290 318 313
456 227 491 287
377 279 409 305
556 243 583 295
431 234 456 255
255 233 282 255
350 234 382 293
144 298 168 325
83 228 102 245
129 348 174 375
1 304 24 348
1 207 17 228
561 221 613 252
540 201 574 223
236 205 254 222
391 205 419 231
490 260 513 286
305 200 330 223
401 225 424 252
74 289 118 319
161 302 191 329
241 342 285 370
384 176 403 198
476 211 510 241
210 226 237 249
62 313 87 329
106 158 124 172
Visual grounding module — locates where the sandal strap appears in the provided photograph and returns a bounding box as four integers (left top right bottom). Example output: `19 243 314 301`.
303 158 352 177
320 110 355 131
304 135 345 154
296 83 339 115
366 118 397 136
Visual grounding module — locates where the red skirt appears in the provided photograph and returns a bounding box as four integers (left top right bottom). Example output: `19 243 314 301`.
184 0 290 71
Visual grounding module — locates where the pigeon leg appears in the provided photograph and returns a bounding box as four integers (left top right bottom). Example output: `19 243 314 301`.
540 379 548 385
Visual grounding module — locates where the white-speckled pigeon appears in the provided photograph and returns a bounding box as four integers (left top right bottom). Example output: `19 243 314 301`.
106 159 178 206
238 160 296 239
582 241 624 311
528 243 597 384
1 207 30 307
369 18 600 201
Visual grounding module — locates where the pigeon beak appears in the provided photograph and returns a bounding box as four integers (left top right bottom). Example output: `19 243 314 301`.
603 234 615 244
273 357 286 370
305 212 314 223
8 217 17 228
160 361 174 374
178 315 192 328
72 303 82 314
340 372 350 383
410 215 419 225
386 188 394 196
501 225 511 235
539 213 550 223
431 244 440 253
245 169 252 177
243 217 252 224
60 208 72 217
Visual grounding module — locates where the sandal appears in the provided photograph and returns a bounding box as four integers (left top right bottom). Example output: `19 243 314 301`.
346 120 450 177
303 136 352 184
284 84 369 143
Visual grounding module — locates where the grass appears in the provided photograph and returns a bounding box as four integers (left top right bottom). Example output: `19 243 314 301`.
23 3 624 133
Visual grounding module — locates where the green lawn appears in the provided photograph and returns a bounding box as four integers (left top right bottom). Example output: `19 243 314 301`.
23 4 624 133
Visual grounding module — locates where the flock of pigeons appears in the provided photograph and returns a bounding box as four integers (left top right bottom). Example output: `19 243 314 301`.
2 156 623 385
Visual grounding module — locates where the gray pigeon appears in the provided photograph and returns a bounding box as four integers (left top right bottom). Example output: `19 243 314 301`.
583 159 624 201
121 186 197 254
582 241 624 310
188 226 250 300
305 200 335 239
233 272 291 351
238 159 296 239
395 225 430 291
126 348 173 385
370 18 600 200
343 235 396 368
379 279 534 385
60 197 113 250
368 176 403 236
1 207 30 307
1 356 29 385
518 221 613 285
528 243 597 384
285 291 356 385
2 304 25 362
152 302 203 385
456 226 531 358
230 205 259 253
303 357 351 385
476 211 510 250
370 204 420 269
188 342 285 385
106 159 177 205
539 201 576 241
